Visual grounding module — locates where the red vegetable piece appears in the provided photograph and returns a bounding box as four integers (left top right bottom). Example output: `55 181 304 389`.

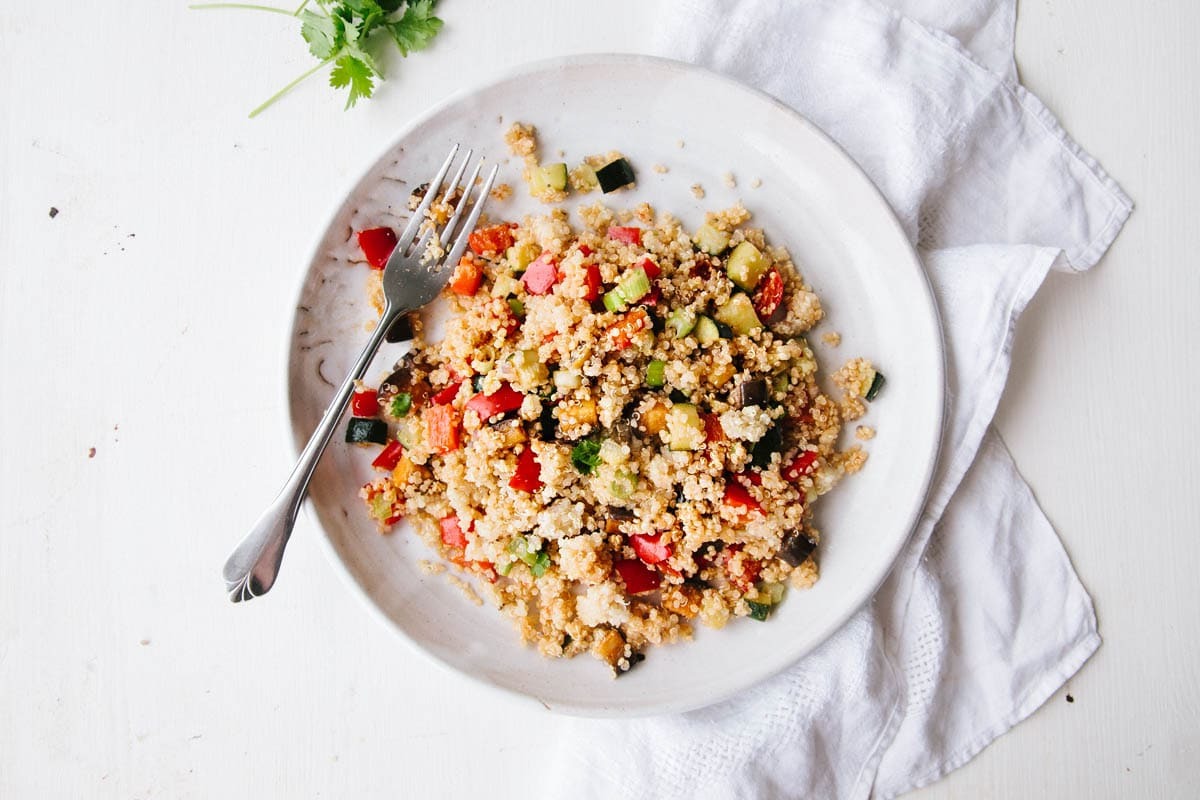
608 226 642 245
577 244 594 257
466 382 525 420
371 440 404 471
638 257 661 281
723 481 764 515
630 533 672 565
583 263 603 302
509 447 543 493
432 381 463 405
783 451 820 482
468 224 515 256
736 470 763 487
640 287 661 307
753 267 785 321
351 389 380 417
703 413 726 443
356 227 398 270
425 405 461 454
606 307 650 349
615 559 661 594
449 256 483 296
439 514 469 549
522 253 559 295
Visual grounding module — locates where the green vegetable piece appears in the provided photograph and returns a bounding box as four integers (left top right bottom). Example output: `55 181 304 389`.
666 403 704 451
530 550 552 578
610 469 638 500
496 560 515 577
666 308 697 339
571 439 602 474
693 223 730 255
390 392 412 418
507 297 525 317
747 600 772 621
616 267 651 304
693 315 720 345
345 417 387 445
726 241 769 290
645 359 667 388
603 288 628 313
764 582 786 604
714 293 762 336
595 158 636 193
531 163 568 194
865 370 886 401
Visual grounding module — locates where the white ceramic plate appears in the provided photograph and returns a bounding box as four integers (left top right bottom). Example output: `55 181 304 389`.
287 54 944 717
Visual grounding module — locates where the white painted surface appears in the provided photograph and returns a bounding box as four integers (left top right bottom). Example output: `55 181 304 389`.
0 1 1194 797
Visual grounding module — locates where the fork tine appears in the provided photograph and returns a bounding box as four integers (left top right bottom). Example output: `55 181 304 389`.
444 164 500 267
395 143 460 251
438 158 484 246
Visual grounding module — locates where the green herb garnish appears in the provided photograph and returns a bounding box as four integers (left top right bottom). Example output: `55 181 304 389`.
570 439 602 474
390 392 412 417
191 0 445 117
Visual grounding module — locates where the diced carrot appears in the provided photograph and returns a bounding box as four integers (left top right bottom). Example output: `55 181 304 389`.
606 307 650 349
449 256 483 296
468 224 515 256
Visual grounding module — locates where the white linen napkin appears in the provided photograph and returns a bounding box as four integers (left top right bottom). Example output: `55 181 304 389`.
546 1 1132 797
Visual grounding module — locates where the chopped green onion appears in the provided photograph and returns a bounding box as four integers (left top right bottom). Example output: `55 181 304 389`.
865 370 886 401
496 559 515 577
747 600 772 621
571 439 602 474
603 288 628 313
645 359 667 388
616 267 651 303
530 550 552 578
390 393 412 418
507 296 525 317
665 308 697 338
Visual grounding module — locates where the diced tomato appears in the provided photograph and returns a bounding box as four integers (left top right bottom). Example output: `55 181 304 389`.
608 226 642 245
468 224 514 256
432 381 463 405
753 267 785 321
466 382 524 420
439 514 469 549
522 253 559 295
703 413 726 443
606 307 650 349
356 227 398 270
722 546 762 591
582 263 603 302
449 256 483 296
577 244 594 257
615 559 661 594
630 533 672 565
723 481 764 515
425 405 461 453
371 440 404 471
638 257 661 281
783 451 820 482
735 470 763 487
509 447 543 493
351 389 380 417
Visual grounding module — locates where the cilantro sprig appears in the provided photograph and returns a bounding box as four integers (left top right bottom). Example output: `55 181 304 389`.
191 0 444 117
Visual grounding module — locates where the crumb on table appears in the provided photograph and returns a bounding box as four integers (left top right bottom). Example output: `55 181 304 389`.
750 178 763 189
652 164 669 174
491 183 513 201
722 172 736 188
690 183 706 199
821 331 841 347
855 425 876 441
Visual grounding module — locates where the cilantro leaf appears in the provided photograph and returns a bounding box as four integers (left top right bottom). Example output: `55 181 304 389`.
329 53 376 108
299 9 342 59
570 439 602 475
388 0 443 56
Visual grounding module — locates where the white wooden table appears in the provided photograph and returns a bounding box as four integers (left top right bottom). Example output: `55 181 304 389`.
2 2 1195 797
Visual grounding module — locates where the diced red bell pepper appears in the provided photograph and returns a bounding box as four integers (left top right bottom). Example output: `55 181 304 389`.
615 558 661 594
439 514 469 549
449 256 483 296
371 440 404 471
425 405 461 454
522 253 559 295
466 382 525 420
783 451 820 482
630 533 672 565
606 307 650 349
722 546 762 591
356 227 398 270
637 257 661 281
703 413 726 443
468 223 515 256
509 447 543 493
736 470 763 487
432 381 463 405
723 481 764 515
608 226 642 245
577 244 594 257
583 263 603 302
753 267 785 321
351 389 380 417
640 287 661 307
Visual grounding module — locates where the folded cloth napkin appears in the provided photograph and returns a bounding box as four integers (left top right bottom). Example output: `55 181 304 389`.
544 1 1132 797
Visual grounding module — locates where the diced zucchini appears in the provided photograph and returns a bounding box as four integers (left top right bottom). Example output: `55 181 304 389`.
746 600 772 621
865 370 886 401
726 241 769 290
714 293 762 335
616 267 651 303
693 315 720 345
507 296 525 317
645 359 667 388
345 417 387 445
665 308 697 339
530 162 568 193
693 223 730 255
610 468 638 500
515 347 549 386
496 559 515 577
505 242 539 273
666 403 705 451
492 271 522 298
394 416 421 449
595 158 636 193
764 581 786 604
603 288 628 313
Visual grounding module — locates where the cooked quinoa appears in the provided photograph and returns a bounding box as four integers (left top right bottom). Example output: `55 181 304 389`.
347 130 883 674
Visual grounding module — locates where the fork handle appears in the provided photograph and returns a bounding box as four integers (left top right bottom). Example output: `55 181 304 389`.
223 305 404 601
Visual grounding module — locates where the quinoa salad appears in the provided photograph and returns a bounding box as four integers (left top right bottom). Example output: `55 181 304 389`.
341 123 885 674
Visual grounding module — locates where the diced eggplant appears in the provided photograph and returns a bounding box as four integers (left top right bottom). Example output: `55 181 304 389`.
730 378 768 409
385 313 415 343
751 423 784 468
377 353 424 409
595 158 636 193
779 530 817 567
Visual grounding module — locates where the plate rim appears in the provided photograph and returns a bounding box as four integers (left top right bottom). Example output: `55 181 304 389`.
284 52 947 717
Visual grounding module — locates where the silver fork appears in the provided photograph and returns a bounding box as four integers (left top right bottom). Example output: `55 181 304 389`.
224 144 499 602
